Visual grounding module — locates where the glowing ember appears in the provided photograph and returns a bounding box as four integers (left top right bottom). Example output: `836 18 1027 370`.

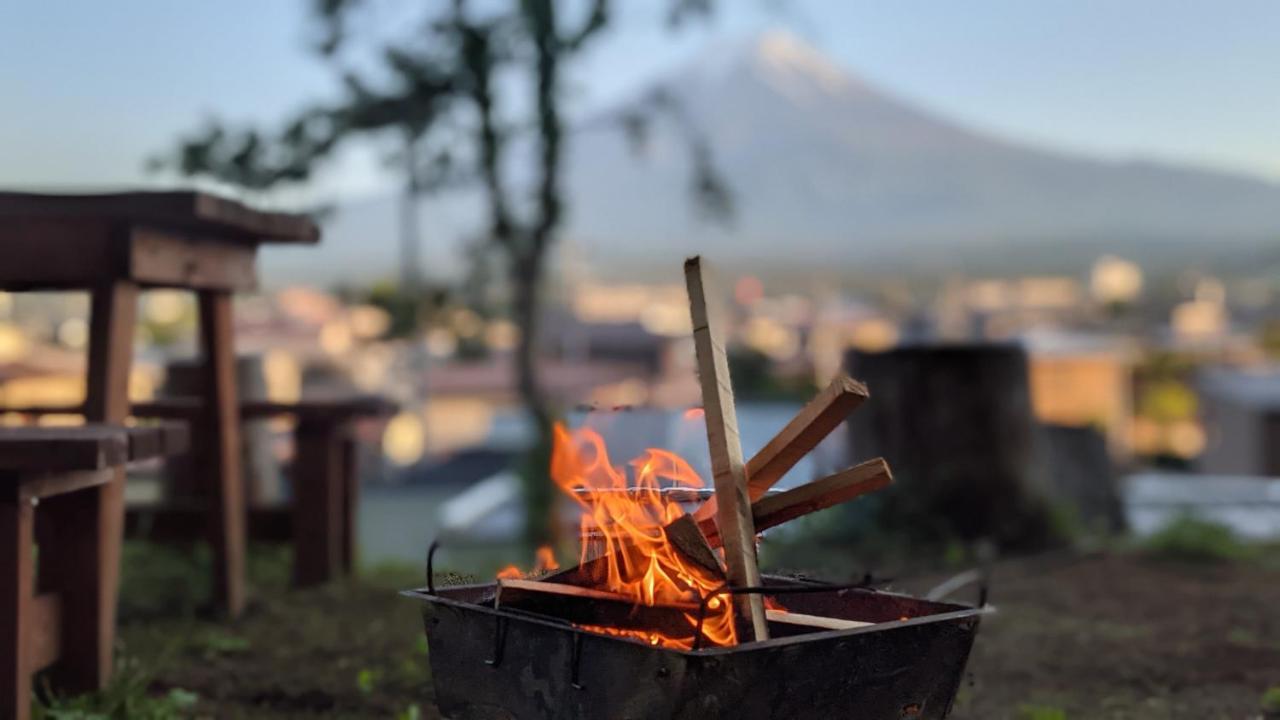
551 422 737 650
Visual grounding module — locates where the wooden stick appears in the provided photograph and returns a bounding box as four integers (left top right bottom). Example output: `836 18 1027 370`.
663 513 725 579
694 373 869 525
684 256 769 641
765 609 872 631
700 458 893 547
497 580 874 633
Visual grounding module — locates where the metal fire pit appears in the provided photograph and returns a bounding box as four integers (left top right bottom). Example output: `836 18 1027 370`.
406 573 983 719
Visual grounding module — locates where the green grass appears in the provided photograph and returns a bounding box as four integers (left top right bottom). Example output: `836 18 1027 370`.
1262 686 1280 715
34 657 198 720
1140 514 1251 564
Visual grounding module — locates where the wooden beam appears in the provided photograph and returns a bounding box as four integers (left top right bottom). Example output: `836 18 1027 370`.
684 256 768 641
699 458 892 548
129 227 258 291
765 609 873 631
694 373 868 525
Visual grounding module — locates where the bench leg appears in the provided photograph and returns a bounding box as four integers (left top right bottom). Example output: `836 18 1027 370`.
292 421 344 587
2 496 35 720
36 487 109 694
198 290 247 618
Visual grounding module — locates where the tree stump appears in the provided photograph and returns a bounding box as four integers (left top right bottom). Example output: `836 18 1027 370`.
845 343 1060 552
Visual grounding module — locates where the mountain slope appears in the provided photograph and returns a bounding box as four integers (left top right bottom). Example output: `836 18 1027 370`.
563 32 1280 275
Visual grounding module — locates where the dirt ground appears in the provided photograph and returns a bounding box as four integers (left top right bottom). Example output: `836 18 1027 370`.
103 549 1279 719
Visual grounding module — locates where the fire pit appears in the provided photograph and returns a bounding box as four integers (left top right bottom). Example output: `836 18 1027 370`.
406 257 985 718
408 569 982 719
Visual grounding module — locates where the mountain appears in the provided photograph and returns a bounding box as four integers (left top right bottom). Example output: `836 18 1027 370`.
264 32 1280 286
565 32 1280 277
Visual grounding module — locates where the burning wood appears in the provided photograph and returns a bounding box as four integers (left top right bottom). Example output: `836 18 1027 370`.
486 256 897 651
684 255 770 641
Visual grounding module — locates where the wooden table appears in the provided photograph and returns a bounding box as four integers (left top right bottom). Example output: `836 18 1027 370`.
0 191 317 655
1 423 188 719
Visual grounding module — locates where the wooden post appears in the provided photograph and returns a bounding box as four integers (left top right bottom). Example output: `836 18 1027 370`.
340 433 359 574
292 420 344 586
1 495 35 720
684 256 769 642
198 290 246 616
61 279 137 690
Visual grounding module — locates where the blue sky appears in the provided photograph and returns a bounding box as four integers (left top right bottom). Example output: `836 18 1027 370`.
3 0 1279 200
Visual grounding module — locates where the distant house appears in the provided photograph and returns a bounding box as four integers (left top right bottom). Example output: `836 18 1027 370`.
1023 331 1135 457
1197 367 1280 476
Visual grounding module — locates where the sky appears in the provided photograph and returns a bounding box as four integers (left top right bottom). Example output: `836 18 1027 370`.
2 0 1280 214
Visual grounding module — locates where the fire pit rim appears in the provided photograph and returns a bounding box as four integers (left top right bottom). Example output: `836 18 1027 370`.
402 577 987 656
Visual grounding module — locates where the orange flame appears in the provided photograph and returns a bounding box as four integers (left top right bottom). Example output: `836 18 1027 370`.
551 422 737 649
494 544 559 580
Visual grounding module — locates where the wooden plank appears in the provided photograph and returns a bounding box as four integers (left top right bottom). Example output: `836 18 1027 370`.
765 609 873 631
129 227 258 291
0 191 319 244
292 420 345 587
495 577 682 607
9 469 115 503
698 459 892 548
684 255 768 642
124 422 191 462
750 458 892 533
29 593 62 671
0 428 128 473
198 290 246 617
693 373 869 525
0 218 123 290
662 513 725 578
1 496 34 720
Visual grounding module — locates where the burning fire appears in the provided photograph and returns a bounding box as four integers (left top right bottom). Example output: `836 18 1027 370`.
550 422 737 649
496 544 559 580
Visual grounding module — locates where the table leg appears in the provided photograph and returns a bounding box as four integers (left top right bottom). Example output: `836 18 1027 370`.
67 280 138 691
292 420 344 586
1 495 35 720
198 290 246 617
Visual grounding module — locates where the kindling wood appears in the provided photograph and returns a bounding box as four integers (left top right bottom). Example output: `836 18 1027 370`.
694 373 869 525
684 255 769 642
700 458 893 548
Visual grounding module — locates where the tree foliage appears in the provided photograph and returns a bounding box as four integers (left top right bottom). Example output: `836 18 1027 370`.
154 0 735 546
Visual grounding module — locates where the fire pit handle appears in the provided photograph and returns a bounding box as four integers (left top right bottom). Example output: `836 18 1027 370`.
925 568 991 607
426 538 442 595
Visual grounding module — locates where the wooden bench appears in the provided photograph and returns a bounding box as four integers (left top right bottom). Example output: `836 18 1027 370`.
1 424 188 720
1 397 396 588
0 189 320 620
132 396 396 586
